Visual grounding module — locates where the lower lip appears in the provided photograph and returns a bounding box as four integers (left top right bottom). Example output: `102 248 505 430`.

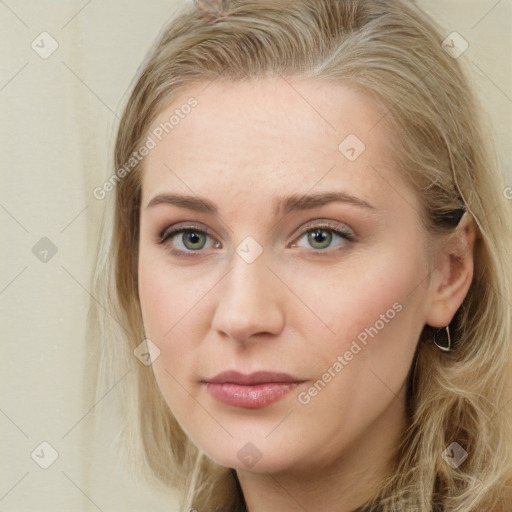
205 382 301 409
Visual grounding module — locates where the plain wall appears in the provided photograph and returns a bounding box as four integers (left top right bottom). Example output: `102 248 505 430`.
1 1 510 511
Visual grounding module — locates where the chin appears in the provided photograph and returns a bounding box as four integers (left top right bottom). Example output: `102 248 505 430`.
191 432 305 474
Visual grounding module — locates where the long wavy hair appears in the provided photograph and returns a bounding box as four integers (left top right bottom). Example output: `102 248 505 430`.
88 0 512 510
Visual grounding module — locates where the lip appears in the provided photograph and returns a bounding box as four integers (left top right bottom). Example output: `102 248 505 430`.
203 370 304 409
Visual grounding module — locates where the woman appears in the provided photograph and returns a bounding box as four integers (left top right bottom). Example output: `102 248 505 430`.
89 0 512 510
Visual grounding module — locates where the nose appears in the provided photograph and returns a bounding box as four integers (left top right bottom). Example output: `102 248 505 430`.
211 250 286 344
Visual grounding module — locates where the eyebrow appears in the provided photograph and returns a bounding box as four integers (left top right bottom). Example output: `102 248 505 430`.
145 191 377 215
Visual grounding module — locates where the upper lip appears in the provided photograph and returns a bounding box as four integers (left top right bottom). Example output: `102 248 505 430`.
204 370 303 385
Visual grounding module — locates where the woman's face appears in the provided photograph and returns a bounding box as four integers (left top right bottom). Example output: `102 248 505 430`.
138 78 434 476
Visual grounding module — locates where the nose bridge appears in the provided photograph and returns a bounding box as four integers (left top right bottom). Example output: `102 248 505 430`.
212 246 284 342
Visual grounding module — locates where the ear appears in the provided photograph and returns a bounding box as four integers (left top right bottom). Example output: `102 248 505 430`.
425 213 477 328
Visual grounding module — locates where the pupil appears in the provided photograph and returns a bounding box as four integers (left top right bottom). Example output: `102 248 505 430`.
309 229 331 248
184 231 205 249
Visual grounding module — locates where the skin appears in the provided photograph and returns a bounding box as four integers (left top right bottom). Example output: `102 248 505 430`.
137 78 476 512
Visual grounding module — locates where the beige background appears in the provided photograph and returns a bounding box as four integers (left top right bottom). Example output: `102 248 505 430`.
0 1 510 511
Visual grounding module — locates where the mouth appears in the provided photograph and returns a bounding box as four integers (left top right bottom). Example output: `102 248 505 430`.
202 370 305 409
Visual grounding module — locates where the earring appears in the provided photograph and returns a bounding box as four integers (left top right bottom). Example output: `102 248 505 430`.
434 326 452 352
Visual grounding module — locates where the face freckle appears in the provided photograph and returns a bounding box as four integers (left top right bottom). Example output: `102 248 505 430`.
137 77 431 477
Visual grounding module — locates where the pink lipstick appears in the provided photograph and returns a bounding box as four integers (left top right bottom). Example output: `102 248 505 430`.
203 370 303 409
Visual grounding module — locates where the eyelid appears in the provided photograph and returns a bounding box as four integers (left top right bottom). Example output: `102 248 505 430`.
159 221 218 244
158 218 355 255
289 219 355 244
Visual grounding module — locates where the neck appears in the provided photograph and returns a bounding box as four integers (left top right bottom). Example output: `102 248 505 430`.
236 384 407 512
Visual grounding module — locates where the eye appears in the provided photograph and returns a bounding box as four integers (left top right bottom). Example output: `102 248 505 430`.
159 223 221 255
158 220 354 257
291 222 354 251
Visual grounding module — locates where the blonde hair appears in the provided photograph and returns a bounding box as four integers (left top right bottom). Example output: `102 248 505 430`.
88 0 512 510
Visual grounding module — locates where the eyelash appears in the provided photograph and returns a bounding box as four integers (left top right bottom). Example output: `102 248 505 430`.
158 221 355 258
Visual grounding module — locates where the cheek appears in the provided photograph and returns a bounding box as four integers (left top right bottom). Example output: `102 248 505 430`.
298 249 423 350
137 258 212 383
138 256 207 341
289 255 423 437
137 262 202 421
138 266 168 340
293 248 426 413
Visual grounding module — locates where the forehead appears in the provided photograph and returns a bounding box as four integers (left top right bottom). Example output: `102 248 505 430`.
141 77 411 214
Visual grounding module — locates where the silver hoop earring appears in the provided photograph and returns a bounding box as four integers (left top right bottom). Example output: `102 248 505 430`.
434 326 452 352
